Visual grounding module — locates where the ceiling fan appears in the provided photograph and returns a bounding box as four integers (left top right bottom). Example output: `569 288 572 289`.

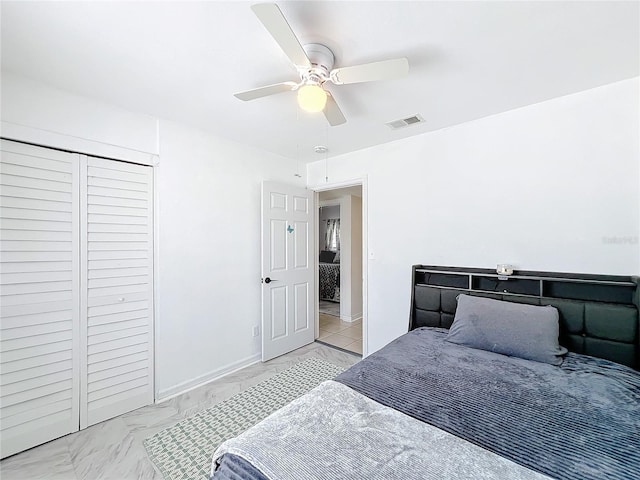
234 3 409 126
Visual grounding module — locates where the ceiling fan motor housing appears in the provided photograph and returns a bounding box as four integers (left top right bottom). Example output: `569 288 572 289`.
301 43 335 83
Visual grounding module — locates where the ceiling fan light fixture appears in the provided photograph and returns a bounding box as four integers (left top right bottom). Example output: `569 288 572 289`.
297 84 327 112
236 4 409 125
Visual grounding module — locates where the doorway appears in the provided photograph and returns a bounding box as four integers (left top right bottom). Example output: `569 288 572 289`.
315 185 363 355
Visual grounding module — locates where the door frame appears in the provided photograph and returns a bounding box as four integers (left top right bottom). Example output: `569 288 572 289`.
311 177 368 357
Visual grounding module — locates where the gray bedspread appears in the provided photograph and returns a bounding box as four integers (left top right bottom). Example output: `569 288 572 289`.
319 262 340 301
212 380 552 480
335 327 640 480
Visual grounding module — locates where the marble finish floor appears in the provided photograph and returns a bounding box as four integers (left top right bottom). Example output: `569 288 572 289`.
318 313 363 354
0 343 359 480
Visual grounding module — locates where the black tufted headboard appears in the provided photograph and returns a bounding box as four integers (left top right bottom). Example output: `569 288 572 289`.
409 265 640 370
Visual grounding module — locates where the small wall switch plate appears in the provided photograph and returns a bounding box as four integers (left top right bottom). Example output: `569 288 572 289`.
252 326 260 337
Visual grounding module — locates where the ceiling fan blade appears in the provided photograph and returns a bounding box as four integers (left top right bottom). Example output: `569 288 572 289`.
323 93 346 126
330 57 409 85
234 82 297 101
251 3 311 68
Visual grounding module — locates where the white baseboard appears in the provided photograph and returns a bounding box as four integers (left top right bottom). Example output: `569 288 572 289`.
340 312 363 322
155 352 261 402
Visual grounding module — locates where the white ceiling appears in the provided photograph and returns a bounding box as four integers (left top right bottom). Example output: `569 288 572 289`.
1 1 638 162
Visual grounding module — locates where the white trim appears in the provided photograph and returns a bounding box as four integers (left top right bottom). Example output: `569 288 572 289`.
152 118 161 402
361 178 369 356
146 163 156 407
1 121 156 166
155 353 262 402
308 178 366 192
319 199 341 208
78 155 89 430
310 176 369 357
340 313 363 323
152 156 160 401
313 196 320 340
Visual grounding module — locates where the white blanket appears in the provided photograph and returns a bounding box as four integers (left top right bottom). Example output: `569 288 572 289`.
211 380 552 480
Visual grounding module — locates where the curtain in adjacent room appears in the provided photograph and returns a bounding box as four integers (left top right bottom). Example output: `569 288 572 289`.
325 219 340 251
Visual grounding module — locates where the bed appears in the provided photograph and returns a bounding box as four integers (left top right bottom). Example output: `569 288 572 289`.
210 265 640 480
319 253 340 302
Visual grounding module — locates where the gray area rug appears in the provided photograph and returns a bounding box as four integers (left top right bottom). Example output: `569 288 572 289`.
144 358 345 480
319 300 340 317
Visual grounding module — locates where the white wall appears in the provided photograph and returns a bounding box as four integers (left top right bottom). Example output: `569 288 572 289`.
1 73 303 399
155 120 303 397
350 195 363 321
338 195 362 322
1 72 158 163
307 78 640 354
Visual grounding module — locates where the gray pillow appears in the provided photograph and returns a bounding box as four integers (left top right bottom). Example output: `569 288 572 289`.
319 250 336 263
446 294 568 366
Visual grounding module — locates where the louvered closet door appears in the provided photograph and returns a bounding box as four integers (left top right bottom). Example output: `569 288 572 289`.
80 156 153 428
0 140 80 459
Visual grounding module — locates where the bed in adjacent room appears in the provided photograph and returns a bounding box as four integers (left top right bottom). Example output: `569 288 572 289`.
319 250 340 302
210 265 640 480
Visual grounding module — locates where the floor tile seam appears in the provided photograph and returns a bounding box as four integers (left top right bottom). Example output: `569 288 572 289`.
340 332 362 340
327 332 360 341
322 339 356 350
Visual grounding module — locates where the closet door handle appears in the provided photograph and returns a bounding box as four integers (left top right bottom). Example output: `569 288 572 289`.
263 277 276 284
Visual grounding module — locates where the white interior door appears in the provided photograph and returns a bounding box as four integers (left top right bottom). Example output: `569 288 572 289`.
0 140 80 459
261 181 315 361
80 156 154 428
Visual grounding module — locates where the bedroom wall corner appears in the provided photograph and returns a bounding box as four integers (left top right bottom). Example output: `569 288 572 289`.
154 119 304 397
0 72 308 400
0 72 158 161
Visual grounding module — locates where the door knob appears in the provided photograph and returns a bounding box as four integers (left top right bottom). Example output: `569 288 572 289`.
264 277 273 284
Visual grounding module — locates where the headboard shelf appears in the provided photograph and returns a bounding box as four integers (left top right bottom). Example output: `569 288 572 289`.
414 266 636 304
410 265 640 369
415 266 636 283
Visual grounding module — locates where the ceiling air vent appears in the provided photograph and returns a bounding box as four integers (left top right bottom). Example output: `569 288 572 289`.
386 114 424 130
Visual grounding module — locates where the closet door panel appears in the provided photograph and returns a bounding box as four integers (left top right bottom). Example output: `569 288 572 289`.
80 157 153 428
0 140 80 459
0 185 72 203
